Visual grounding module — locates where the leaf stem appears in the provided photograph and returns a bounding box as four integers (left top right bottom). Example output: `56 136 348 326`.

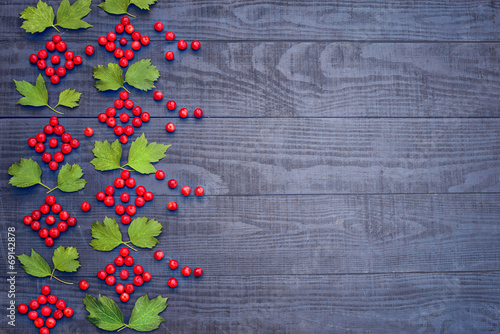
122 242 137 252
46 104 64 115
117 324 130 332
46 186 59 194
52 275 73 285
120 164 132 171
126 12 136 18
52 25 61 33
49 268 56 280
121 85 130 93
38 182 51 190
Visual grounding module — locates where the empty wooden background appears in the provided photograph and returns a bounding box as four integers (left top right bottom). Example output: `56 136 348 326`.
0 1 499 333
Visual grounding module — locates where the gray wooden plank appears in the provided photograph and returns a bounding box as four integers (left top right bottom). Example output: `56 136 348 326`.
1 0 499 42
2 41 500 117
1 118 499 195
0 194 499 275
4 273 500 333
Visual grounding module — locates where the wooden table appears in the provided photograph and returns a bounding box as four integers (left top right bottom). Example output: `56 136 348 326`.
1 1 499 333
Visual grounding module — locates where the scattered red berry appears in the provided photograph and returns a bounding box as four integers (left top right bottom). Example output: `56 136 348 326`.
195 186 205 196
84 127 94 137
120 292 129 302
55 300 66 310
53 309 63 320
56 66 66 77
165 31 175 40
179 108 188 118
97 270 107 280
28 310 38 320
105 275 116 286
121 214 131 224
63 307 73 317
133 275 143 286
47 294 57 304
114 177 125 188
133 265 144 275
29 54 38 64
81 202 91 212
115 204 125 215
98 36 107 45
181 266 192 276
166 100 176 110
155 170 165 180
131 40 141 51
125 178 136 188
168 259 178 269
154 250 164 261
46 41 56 51
41 306 51 316
181 186 191 196
119 57 128 67
191 40 201 50
168 277 178 288
38 50 48 59
124 256 134 266
125 283 135 294
154 22 163 31
85 45 95 55
56 41 67 52
104 196 115 207
30 300 40 309
119 37 127 46
153 90 163 101
142 272 152 282
121 16 130 25
168 201 178 211
115 23 125 33
106 264 116 274
125 24 135 34
18 303 29 314
120 192 130 202
115 284 125 294
105 41 116 52
120 247 129 257
73 55 83 65
34 317 44 328
178 40 187 50
79 280 89 290
194 267 203 277
141 36 150 45
168 179 177 188
45 66 55 76
166 122 175 132
194 108 203 118
120 269 129 280
115 256 124 266
165 51 174 60
124 49 134 60
50 75 60 84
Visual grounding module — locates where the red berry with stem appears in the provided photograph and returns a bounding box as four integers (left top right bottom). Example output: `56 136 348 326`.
120 247 129 257
81 202 91 212
97 270 107 280
79 280 89 290
56 41 67 52
182 266 191 276
85 45 95 55
124 256 134 266
115 23 124 33
106 117 117 127
98 36 107 45
115 256 124 266
125 24 134 34
119 57 129 67
63 307 73 318
194 108 203 118
124 49 134 59
168 201 178 211
165 51 174 60
84 127 94 136
120 270 129 280
179 108 188 118
105 275 116 286
168 277 178 288
73 55 83 65
194 268 204 277
168 179 177 188
181 186 191 196
50 75 60 84
120 192 130 202
133 275 143 286
18 304 28 314
125 283 135 294
115 284 125 294
191 40 201 50
195 186 205 196
120 113 129 123
154 22 163 31
165 31 175 40
155 170 165 180
53 309 63 320
104 196 115 207
133 265 143 275
106 264 116 274
120 16 130 25
154 250 164 260
166 122 175 132
168 259 178 269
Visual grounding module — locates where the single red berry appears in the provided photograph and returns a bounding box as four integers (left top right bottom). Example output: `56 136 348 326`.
131 40 141 50
117 91 128 100
42 152 52 163
120 134 128 143
132 186 145 197
178 40 187 50
114 126 124 136
28 310 38 320
124 99 134 109
119 57 129 67
37 59 47 70
155 170 165 180
194 186 205 196
166 100 176 110
144 191 154 201
120 170 130 179
120 292 130 303
38 295 48 304
50 75 60 84
105 275 116 286
168 277 178 288
70 138 79 148
65 59 75 70
166 122 175 132
97 270 107 280
45 215 56 225
104 196 115 207
141 36 150 45
115 23 124 33
115 256 124 266
124 125 134 135
59 210 69 220
39 228 49 239
106 107 117 117
36 132 46 142
105 41 116 52
119 193 130 205
41 306 51 316
46 40 56 51
28 137 37 147
114 177 125 188
168 179 177 188
53 124 65 135
73 55 83 65
114 48 124 58
56 41 67 52
49 138 58 148
165 51 174 60
124 256 134 266
124 49 134 59
194 108 203 118
34 317 44 328
181 186 191 196
115 284 125 294
154 250 164 261
179 108 188 118
191 40 201 50
51 203 62 214
169 259 179 269
115 99 124 109
95 192 105 202
106 263 116 274
139 112 149 122
64 51 74 60
119 37 127 46
106 117 117 127
125 283 135 294
52 34 62 43
165 31 175 40
120 270 129 280
56 66 66 77
29 53 39 64
31 221 40 231
98 113 108 122
107 32 117 41
125 24 135 34
47 294 57 304
182 266 192 276
46 318 56 328
30 300 40 309
54 152 63 163
48 161 58 171
63 307 73 318
79 280 89 290
168 201 178 211
121 16 130 25
84 127 94 137
105 185 115 196
57 221 67 232
49 228 60 239
45 66 55 76
132 117 142 127
56 300 66 311
120 247 129 257
142 272 152 282
50 116 59 126
98 36 107 45
121 214 131 224
53 309 63 320
125 178 135 188
131 31 141 41
133 265 143 275
18 303 29 314
23 215 33 225
115 204 125 215
60 132 71 142
119 112 129 123
154 22 163 31
32 210 42 220
133 275 143 286
85 45 95 55
126 205 136 215
61 143 72 154
38 50 48 59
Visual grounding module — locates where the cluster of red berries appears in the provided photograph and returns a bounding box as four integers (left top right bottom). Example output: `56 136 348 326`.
153 250 203 288
98 91 150 144
95 170 153 224
28 35 82 84
156 175 204 211
17 285 73 333
23 195 77 247
97 247 151 302
96 16 150 67
153 21 200 61
27 116 79 171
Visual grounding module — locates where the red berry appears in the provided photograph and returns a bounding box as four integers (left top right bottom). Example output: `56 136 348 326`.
56 41 67 52
121 169 130 179
30 300 40 309
28 310 38 320
57 221 67 232
115 256 124 266
56 300 66 310
132 117 142 127
166 100 176 111
115 23 124 33
106 263 116 274
120 247 129 257
124 99 134 109
46 318 56 328
53 151 63 162
117 91 128 100
104 196 115 207
125 283 135 294
39 228 49 239
18 303 28 314
50 75 60 84
191 40 201 50
38 50 48 59
105 185 115 196
49 228 60 238
53 310 63 320
49 138 58 148
133 264 144 275
125 24 134 34
38 295 48 304
50 55 60 64
98 113 108 123
181 186 191 196
46 41 56 53
81 202 91 212
106 107 116 117
120 16 130 25
115 204 125 215
52 34 62 43
97 270 107 280
29 54 38 64
96 192 105 202
154 250 164 260
168 179 177 188
168 201 178 211
115 99 124 109
51 203 62 214
32 210 42 220
119 57 129 67
139 112 149 122
70 138 79 148
37 59 47 70
131 40 141 50
140 36 150 45
65 61 75 71
169 259 179 269
105 41 116 52
166 122 175 132
79 279 89 290
84 127 94 137
178 40 187 50
115 284 125 294
142 272 152 282
23 215 33 225
168 277 178 288
124 178 134 188
179 108 188 118
119 37 127 46
45 215 56 225
114 48 124 58
42 152 52 163
131 31 141 41
63 307 73 318
155 170 165 180
154 22 163 31
34 317 44 327
107 32 117 42
165 31 175 41
41 306 51 316
144 191 154 201
195 186 205 196
165 51 174 60
61 132 71 142
124 125 134 135
53 124 64 135
133 275 143 286
124 256 134 266
105 275 116 286
106 117 117 127
132 186 144 197
85 45 95 55
56 66 66 77
120 292 130 302
126 205 136 215
48 161 58 171
50 116 59 126
73 55 83 65
114 126 124 136
30 221 40 231
47 294 57 304
45 66 55 76
120 113 129 123
194 108 203 118
120 269 129 280
98 36 107 45
182 266 191 276
114 177 125 188
64 51 74 60
124 49 134 59
59 210 69 220
61 143 72 154
121 214 131 224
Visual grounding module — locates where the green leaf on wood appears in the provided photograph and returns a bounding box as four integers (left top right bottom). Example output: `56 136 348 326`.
56 0 92 30
84 295 125 331
8 158 45 189
89 217 124 251
93 63 125 92
128 294 168 331
128 217 162 249
125 59 160 91
55 163 87 192
52 246 81 272
90 139 123 171
57 88 82 108
97 0 130 15
14 74 49 108
19 0 56 33
17 249 51 278
126 133 171 174
129 0 157 10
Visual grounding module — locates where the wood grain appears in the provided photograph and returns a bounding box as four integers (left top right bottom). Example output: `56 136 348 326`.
3 273 499 333
1 0 499 42
2 41 500 118
1 194 499 276
1 118 499 195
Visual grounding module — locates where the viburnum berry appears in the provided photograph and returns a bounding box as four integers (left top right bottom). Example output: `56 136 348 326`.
115 23 125 33
45 215 55 225
30 222 40 231
141 36 150 45
115 204 125 215
105 185 115 196
37 59 47 70
181 266 191 276
168 277 178 288
38 295 48 304
70 138 79 148
120 192 130 202
179 108 188 118
49 228 60 238
46 41 56 52
47 294 57 304
120 247 129 257
121 214 131 224
56 41 67 52
131 105 141 116
104 196 115 207
65 51 74 60
30 300 40 309
154 250 164 260
115 284 125 294
54 152 64 162
106 263 116 274
178 40 187 50
51 203 62 213
18 303 29 314
115 99 124 109
32 210 42 220
131 31 141 41
98 113 108 122
124 49 134 60
118 91 128 100
131 40 141 50
168 179 177 188
120 112 129 123
57 221 68 232
63 307 73 317
195 186 205 196
51 55 60 64
165 31 175 40
39 228 49 239
46 318 56 328
56 66 66 77
181 186 191 196
114 126 124 136
52 34 62 43
125 24 134 34
125 283 135 294
28 137 37 147
144 191 153 201
119 37 127 46
120 170 130 179
28 310 38 320
34 317 44 328
105 275 116 286
36 132 46 142
84 127 94 136
61 143 72 154
125 178 135 188
166 100 176 110
168 201 178 211
96 192 105 201
59 210 69 220
79 280 89 290
105 41 116 52
29 54 38 63
166 122 175 132
124 99 134 109
23 215 33 225
106 117 117 128
106 107 117 117
168 259 178 269
73 55 83 65
133 275 143 286
45 236 55 247
41 306 51 316
119 57 129 67
142 272 152 282
120 270 129 280
126 205 136 215
133 265 143 275
85 45 95 55
155 170 165 180
50 74 60 84
133 186 145 196
107 32 117 41
53 124 65 135
194 108 203 118
165 51 174 61
61 132 71 142
38 50 48 59
45 67 55 77
120 292 130 303
97 270 107 280
48 161 58 171
120 16 130 25
98 36 107 45
191 40 201 50
124 256 134 266
42 152 52 163
154 22 163 31
115 256 124 266
124 125 134 136
114 48 124 58
132 117 142 127
140 112 150 122
49 138 58 148
53 309 63 320
50 116 59 126
114 177 125 188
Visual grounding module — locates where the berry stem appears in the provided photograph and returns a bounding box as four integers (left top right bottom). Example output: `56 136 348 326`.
38 182 52 191
126 12 135 18
49 269 73 284
120 164 132 171
46 104 64 115
122 242 137 252
52 25 61 33
46 186 59 194
117 324 130 332
121 85 130 93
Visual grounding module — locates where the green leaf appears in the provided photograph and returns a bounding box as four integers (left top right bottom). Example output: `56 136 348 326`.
130 0 157 10
89 217 124 251
56 0 92 30
8 158 43 188
125 59 160 91
84 295 125 331
93 63 124 92
57 88 82 108
129 295 168 331
52 246 81 272
14 74 49 108
90 140 123 171
127 133 171 174
20 0 55 33
56 163 87 192
97 0 130 15
128 217 162 249
17 249 51 278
